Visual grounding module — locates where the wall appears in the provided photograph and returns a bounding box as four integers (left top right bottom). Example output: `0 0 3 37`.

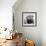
0 0 16 30
41 0 46 46
13 0 41 46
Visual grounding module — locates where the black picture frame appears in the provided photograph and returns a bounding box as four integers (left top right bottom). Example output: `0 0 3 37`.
22 12 37 27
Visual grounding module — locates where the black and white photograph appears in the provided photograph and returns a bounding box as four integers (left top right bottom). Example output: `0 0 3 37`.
22 12 37 27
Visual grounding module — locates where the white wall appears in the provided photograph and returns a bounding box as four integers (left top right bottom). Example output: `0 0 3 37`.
0 0 16 29
13 0 46 46
13 0 41 46
41 0 46 46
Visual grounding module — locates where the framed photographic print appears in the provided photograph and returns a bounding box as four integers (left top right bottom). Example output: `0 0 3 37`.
22 12 37 27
